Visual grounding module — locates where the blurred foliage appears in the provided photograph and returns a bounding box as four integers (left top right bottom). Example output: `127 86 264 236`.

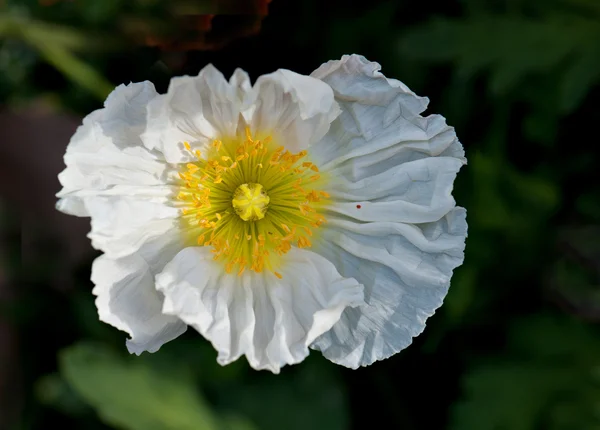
54 343 249 430
17 282 351 430
451 315 600 430
0 0 272 104
2 0 600 429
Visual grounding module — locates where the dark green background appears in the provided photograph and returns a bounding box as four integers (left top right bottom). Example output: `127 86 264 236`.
1 0 600 429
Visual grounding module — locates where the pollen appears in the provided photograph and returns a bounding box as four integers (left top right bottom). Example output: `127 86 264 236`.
176 128 329 278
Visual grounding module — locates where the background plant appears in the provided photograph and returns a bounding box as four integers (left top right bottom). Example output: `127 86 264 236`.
1 0 599 428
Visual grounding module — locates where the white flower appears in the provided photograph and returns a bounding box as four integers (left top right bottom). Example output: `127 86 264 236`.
56 54 467 373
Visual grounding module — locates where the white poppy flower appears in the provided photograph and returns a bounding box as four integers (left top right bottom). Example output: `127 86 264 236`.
56 54 467 373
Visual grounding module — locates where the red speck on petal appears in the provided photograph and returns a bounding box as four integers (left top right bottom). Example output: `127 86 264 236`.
356 204 362 209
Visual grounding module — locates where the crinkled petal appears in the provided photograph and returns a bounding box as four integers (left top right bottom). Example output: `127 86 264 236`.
83 186 180 257
229 67 252 102
141 65 250 163
309 54 467 367
91 233 187 354
312 55 428 126
325 156 463 223
310 54 465 170
156 246 364 373
57 82 169 216
250 69 340 152
55 82 182 257
312 208 467 368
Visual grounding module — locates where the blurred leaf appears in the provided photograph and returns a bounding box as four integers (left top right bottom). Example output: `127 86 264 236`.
444 265 477 324
507 169 559 214
453 364 572 430
402 16 581 87
0 39 37 89
328 1 397 56
451 315 600 430
0 14 113 100
36 373 90 416
564 0 600 16
560 32 600 112
577 191 600 222
59 343 223 430
522 108 559 147
22 32 113 100
405 16 569 82
74 0 123 26
469 151 559 235
401 14 600 112
69 291 119 341
510 314 600 360
547 226 600 321
220 355 349 430
0 15 112 51
138 335 248 385
469 151 511 230
221 415 259 430
18 22 89 52
0 17 13 35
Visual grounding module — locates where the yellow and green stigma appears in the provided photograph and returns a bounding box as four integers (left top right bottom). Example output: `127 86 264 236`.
232 183 270 221
176 128 330 278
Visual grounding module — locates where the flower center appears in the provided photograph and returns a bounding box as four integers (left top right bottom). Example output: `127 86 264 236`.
176 128 329 278
232 183 270 221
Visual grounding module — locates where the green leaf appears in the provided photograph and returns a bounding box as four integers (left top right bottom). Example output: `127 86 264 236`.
547 226 600 322
453 364 574 430
401 15 600 98
576 191 600 222
444 265 477 324
451 315 600 430
220 355 349 430
22 33 113 101
560 42 600 113
0 15 114 51
507 169 560 214
36 373 91 416
469 151 511 230
59 343 221 430
0 16 15 36
221 415 259 430
564 0 600 17
4 14 114 100
523 109 559 146
509 314 600 361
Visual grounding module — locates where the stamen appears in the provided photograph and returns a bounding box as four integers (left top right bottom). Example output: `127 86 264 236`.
176 131 329 278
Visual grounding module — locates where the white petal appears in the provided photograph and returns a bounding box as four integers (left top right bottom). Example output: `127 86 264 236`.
62 180 179 258
55 82 182 257
229 68 252 101
142 65 250 163
83 187 180 258
250 69 340 152
91 233 187 354
311 208 467 368
310 54 465 170
60 187 179 258
56 82 168 216
309 55 467 367
312 54 428 124
156 247 364 373
326 157 463 223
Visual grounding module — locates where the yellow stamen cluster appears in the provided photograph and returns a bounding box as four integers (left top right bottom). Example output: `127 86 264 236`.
176 128 329 277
